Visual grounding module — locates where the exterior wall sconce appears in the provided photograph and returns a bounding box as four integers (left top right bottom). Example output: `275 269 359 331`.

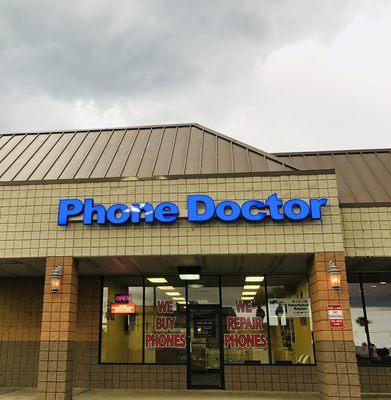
328 260 341 290
50 265 63 293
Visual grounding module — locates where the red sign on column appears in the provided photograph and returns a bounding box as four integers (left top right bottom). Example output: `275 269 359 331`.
327 304 345 328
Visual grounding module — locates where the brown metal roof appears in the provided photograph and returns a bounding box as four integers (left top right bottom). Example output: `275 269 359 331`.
274 149 391 206
0 123 297 182
0 122 389 206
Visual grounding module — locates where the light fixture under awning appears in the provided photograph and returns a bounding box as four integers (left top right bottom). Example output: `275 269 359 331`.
147 277 168 284
157 286 176 291
245 276 264 282
243 285 260 290
178 266 201 280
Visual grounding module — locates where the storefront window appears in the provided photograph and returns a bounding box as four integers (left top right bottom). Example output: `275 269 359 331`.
267 275 315 365
222 275 269 364
101 277 143 363
144 276 186 364
349 274 391 366
100 274 315 366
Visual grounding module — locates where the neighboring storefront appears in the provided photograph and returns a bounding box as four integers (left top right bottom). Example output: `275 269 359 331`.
0 124 389 400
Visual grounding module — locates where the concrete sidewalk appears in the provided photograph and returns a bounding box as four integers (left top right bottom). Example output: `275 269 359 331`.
0 388 390 400
0 388 87 399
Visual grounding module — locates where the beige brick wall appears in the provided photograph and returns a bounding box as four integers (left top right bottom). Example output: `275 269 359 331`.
341 207 391 257
0 173 343 258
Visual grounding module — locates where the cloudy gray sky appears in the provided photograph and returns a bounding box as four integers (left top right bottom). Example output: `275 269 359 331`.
0 0 390 152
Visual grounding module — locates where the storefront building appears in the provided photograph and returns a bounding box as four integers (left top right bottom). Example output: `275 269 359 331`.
0 124 390 400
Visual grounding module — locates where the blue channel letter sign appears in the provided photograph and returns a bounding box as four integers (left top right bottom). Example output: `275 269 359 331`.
57 194 328 226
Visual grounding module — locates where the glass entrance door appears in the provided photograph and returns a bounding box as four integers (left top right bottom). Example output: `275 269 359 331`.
187 304 224 389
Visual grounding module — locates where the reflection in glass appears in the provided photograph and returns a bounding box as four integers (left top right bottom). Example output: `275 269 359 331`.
364 281 391 364
348 274 391 366
348 280 370 363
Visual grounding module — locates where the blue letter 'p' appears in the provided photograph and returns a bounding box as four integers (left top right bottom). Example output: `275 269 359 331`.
58 199 84 226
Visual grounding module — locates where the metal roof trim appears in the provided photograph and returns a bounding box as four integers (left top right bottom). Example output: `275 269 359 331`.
0 122 195 136
339 202 391 208
274 148 391 156
0 168 337 187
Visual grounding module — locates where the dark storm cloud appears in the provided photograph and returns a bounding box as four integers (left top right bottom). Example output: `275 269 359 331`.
0 0 357 99
0 0 389 151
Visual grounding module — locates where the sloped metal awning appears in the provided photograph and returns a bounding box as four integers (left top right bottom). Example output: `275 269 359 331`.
0 123 297 182
0 122 389 206
275 149 391 206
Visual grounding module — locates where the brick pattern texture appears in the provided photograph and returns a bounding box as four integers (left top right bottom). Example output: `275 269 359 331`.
0 174 343 258
0 277 43 387
359 366 391 393
36 257 78 400
309 252 361 400
224 365 318 391
341 207 391 257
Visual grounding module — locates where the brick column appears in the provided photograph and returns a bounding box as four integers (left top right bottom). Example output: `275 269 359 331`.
309 252 361 400
37 257 78 400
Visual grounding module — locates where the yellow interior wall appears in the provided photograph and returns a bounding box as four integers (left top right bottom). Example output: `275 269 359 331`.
270 324 287 362
144 305 156 363
269 278 314 364
101 283 143 363
127 304 143 362
101 283 129 362
292 278 314 363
